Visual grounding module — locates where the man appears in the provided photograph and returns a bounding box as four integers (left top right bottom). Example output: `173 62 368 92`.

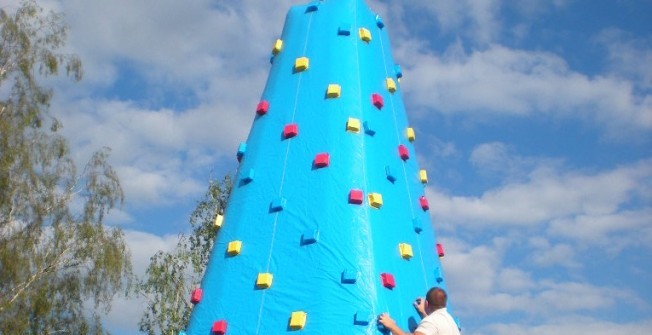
378 287 460 335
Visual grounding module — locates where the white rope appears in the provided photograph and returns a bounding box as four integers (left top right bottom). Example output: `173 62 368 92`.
377 21 429 293
254 10 315 335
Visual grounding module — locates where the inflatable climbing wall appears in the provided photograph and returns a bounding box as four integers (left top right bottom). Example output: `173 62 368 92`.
185 0 454 334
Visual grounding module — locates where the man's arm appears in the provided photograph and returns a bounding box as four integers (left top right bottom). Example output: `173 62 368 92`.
413 298 428 319
378 313 427 335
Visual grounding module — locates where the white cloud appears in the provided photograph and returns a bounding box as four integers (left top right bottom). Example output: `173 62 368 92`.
548 209 652 252
480 318 652 335
408 0 502 44
468 142 557 181
527 237 579 268
103 230 180 334
596 28 652 89
46 0 301 210
429 159 652 238
53 95 254 207
395 42 652 137
125 229 180 276
444 238 647 319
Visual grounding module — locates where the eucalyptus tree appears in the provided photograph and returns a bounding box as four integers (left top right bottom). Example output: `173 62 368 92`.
138 176 232 335
1 1 131 333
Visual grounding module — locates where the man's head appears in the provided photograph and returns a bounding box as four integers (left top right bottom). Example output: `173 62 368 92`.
425 287 447 313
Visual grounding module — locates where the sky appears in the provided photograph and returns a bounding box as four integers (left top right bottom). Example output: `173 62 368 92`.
12 0 652 334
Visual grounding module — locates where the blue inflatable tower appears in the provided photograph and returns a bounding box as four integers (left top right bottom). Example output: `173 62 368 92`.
185 1 454 334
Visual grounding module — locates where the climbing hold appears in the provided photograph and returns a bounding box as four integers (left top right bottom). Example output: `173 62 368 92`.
301 229 319 245
227 240 242 256
381 273 396 289
314 152 330 168
211 320 227 335
386 78 397 93
294 57 309 72
434 267 444 283
326 84 341 98
437 243 445 258
346 117 361 133
398 144 410 161
372 93 384 109
349 189 364 204
283 123 299 139
190 288 203 304
419 169 428 184
272 39 283 55
306 1 319 12
214 214 224 228
256 273 273 289
375 14 385 29
368 193 383 208
257 100 270 115
363 121 376 136
359 28 372 42
338 23 352 36
395 64 403 79
412 218 423 234
236 142 247 162
270 197 287 213
406 127 415 142
354 311 372 326
399 243 413 259
419 196 429 211
385 165 396 183
341 269 358 284
241 168 255 184
289 311 307 330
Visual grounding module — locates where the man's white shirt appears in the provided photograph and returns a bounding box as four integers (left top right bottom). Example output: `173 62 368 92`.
414 308 460 335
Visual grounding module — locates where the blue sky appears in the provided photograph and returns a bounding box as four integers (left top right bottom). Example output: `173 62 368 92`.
30 0 652 334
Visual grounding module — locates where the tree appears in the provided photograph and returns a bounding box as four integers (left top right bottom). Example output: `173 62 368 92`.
0 1 131 334
137 176 232 335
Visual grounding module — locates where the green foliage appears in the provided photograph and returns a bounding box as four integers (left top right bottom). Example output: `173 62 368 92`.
0 1 131 334
137 176 232 335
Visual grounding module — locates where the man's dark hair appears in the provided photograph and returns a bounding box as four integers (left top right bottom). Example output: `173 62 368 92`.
426 287 447 309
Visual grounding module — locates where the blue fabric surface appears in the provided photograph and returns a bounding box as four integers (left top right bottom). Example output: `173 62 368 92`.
186 1 451 334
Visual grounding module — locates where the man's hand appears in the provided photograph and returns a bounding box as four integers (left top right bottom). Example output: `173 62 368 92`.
378 313 397 329
378 313 416 335
413 297 427 318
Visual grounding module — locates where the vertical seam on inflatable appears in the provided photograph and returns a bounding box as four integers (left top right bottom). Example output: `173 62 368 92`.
254 10 315 335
